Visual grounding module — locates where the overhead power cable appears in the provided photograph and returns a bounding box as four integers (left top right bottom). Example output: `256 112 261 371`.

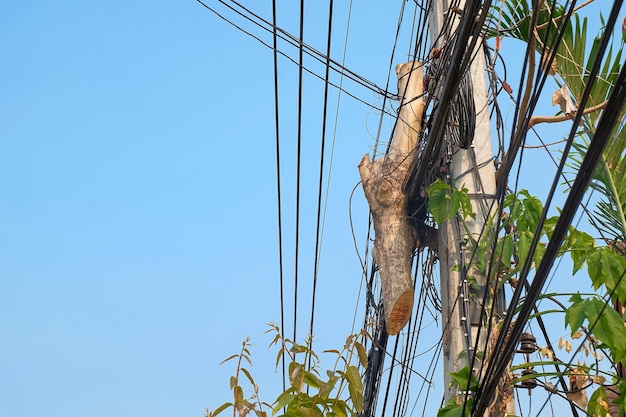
293 0 305 343
270 0 286 392
308 0 335 356
196 0 399 111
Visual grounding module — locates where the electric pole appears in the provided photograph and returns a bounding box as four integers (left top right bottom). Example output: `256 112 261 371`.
429 1 515 414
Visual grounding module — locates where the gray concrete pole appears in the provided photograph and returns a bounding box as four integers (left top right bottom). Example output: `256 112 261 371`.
429 1 514 415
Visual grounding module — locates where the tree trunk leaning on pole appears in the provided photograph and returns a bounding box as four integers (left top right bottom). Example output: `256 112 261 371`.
358 61 424 335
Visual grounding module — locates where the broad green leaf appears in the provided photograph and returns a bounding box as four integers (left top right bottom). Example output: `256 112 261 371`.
288 362 304 389
318 375 338 400
533 241 546 271
345 365 364 412
497 234 514 271
519 190 542 232
303 371 323 389
437 398 464 417
331 401 347 417
565 294 586 334
229 376 237 390
517 230 532 269
272 391 295 416
584 298 626 362
449 366 479 391
567 227 595 273
587 247 626 301
354 341 368 368
427 180 452 223
450 185 474 220
345 366 363 391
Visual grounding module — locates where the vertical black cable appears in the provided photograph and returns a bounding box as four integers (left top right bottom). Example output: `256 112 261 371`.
293 0 305 343
271 0 286 392
308 0 334 351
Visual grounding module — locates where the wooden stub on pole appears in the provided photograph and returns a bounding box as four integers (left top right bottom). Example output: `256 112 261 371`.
358 61 424 335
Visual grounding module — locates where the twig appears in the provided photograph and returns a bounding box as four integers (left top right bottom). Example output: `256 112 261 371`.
528 100 608 128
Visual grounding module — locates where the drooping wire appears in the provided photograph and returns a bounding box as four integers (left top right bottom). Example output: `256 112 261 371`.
195 0 399 112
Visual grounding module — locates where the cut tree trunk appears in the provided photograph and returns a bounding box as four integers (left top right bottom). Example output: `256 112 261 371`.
358 61 424 335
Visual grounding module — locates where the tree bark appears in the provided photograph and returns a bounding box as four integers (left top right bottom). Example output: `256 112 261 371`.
358 61 424 335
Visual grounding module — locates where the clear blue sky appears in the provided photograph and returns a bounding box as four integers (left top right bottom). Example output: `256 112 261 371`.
0 2 402 416
0 1 612 417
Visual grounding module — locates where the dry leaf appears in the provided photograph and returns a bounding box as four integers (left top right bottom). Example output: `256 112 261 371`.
552 85 577 118
540 346 554 360
567 370 589 409
541 48 558 75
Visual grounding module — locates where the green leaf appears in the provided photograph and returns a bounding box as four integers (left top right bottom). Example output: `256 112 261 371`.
565 294 586 335
331 401 347 417
437 398 464 417
450 185 474 220
427 180 452 223
497 234 514 270
220 354 240 365
288 362 304 389
318 375 338 400
517 230 532 269
587 247 626 301
585 297 626 362
229 376 237 390
519 191 543 231
567 227 595 273
273 391 296 416
241 368 255 386
449 366 479 391
426 180 474 223
587 386 608 417
303 371 323 389
274 347 285 370
208 403 233 417
344 365 364 412
354 341 368 368
234 386 244 410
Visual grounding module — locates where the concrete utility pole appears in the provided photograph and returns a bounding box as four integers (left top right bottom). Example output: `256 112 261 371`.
429 1 515 415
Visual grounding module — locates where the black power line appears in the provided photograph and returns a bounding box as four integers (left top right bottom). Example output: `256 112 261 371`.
270 0 286 393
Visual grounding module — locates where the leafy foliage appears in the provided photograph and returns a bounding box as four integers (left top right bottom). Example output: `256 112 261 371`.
206 324 369 417
426 179 474 223
489 2 626 413
436 366 479 417
490 0 626 246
